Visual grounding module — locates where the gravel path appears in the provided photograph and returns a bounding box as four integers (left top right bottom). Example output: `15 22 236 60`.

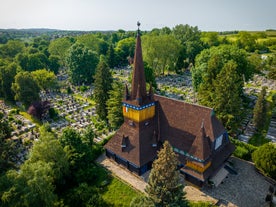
97 155 272 207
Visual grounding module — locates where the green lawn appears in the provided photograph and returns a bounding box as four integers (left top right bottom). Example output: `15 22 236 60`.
102 176 142 207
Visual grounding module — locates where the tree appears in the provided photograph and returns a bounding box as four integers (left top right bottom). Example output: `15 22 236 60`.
0 62 18 102
93 56 113 121
66 43 99 85
24 52 48 71
106 44 116 68
252 143 276 180
48 55 60 74
0 40 25 59
115 37 135 66
27 101 50 121
212 61 243 131
59 128 96 180
1 161 58 207
253 87 267 131
201 32 220 48
31 69 58 91
12 71 40 108
106 81 124 129
172 24 204 65
236 31 257 52
26 129 69 184
0 113 15 174
48 37 74 66
146 141 187 207
192 45 254 130
77 33 108 55
142 34 181 75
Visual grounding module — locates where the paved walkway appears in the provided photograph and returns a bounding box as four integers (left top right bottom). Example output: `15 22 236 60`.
97 155 272 207
96 154 147 192
97 154 217 204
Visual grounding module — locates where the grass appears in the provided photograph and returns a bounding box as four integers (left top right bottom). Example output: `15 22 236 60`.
73 93 95 106
19 111 42 126
101 176 143 207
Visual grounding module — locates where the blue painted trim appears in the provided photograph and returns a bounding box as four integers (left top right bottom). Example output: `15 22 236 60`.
122 102 155 110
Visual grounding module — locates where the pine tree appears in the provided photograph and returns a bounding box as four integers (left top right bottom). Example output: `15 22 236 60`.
145 141 187 207
213 60 243 131
94 56 113 121
253 86 267 131
106 81 124 129
106 44 116 68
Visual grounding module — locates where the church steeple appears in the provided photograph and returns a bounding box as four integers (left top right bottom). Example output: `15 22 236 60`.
122 22 155 123
131 22 147 101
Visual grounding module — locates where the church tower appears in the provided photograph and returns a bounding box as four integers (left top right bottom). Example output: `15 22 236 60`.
104 22 158 175
122 22 155 123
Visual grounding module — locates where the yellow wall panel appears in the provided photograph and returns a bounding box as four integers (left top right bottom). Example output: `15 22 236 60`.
123 106 155 122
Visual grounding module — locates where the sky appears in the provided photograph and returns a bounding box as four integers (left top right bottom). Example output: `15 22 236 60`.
0 0 275 31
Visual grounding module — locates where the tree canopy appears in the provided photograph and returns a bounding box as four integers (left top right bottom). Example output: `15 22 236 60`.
93 56 113 121
142 34 181 75
66 43 99 85
252 143 276 180
192 45 254 131
12 71 41 108
106 80 124 129
146 141 187 207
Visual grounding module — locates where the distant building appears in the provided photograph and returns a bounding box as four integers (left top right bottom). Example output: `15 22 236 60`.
105 26 235 187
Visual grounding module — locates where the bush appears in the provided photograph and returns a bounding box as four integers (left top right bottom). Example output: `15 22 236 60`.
252 143 276 179
231 138 257 161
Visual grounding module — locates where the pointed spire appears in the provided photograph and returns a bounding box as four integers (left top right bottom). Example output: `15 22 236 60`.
136 84 142 105
131 22 147 101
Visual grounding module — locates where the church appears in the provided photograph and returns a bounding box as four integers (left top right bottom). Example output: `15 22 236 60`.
104 25 235 187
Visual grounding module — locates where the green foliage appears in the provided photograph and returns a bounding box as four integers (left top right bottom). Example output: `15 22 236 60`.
142 34 181 75
77 33 109 55
115 37 135 66
130 196 155 207
0 116 15 174
102 177 142 207
0 62 18 102
252 143 276 179
26 130 69 183
231 138 257 161
1 161 58 207
106 80 124 129
212 61 243 131
48 37 74 66
12 71 41 108
172 24 204 65
146 141 187 207
31 69 58 91
66 43 99 85
0 40 25 59
189 201 216 207
106 44 116 68
192 45 254 131
48 55 60 74
235 31 257 52
253 87 267 131
64 182 107 207
93 56 113 121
